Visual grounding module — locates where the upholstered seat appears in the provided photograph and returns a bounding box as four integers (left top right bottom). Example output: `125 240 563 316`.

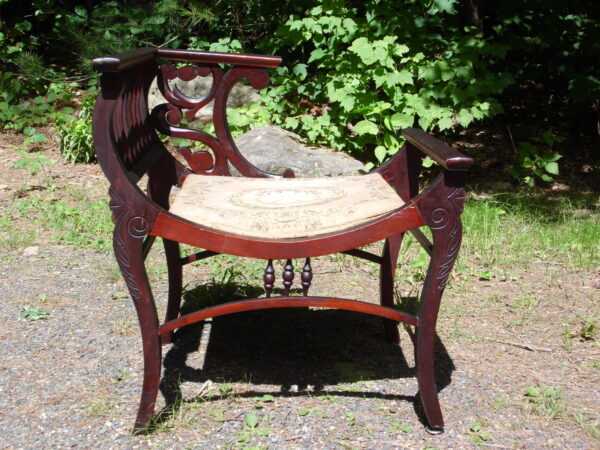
169 173 405 239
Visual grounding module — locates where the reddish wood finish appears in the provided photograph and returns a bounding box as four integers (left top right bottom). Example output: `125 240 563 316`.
92 47 472 435
402 128 474 171
380 234 404 344
301 258 313 296
158 48 282 68
282 259 294 296
263 259 275 298
158 296 419 336
150 204 425 260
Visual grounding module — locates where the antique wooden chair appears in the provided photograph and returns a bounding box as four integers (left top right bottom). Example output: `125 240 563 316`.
92 47 472 435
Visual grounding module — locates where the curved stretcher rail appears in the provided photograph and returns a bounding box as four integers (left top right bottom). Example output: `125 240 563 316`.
158 296 418 336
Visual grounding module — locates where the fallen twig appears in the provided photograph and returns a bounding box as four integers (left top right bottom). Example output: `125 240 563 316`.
285 435 303 441
485 337 552 352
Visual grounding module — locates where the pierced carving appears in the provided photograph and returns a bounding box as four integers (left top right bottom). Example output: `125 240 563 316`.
157 64 223 121
150 63 274 177
301 258 313 296
282 259 294 296
264 259 275 298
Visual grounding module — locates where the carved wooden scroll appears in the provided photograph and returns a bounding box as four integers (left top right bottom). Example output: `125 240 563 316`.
150 62 275 178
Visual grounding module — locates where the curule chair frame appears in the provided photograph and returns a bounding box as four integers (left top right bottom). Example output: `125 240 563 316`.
92 47 473 435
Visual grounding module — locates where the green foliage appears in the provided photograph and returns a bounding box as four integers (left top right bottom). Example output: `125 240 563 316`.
491 2 600 125
0 83 74 131
19 304 49 321
11 151 55 175
508 130 564 186
467 420 492 444
524 386 565 419
54 90 96 163
257 0 512 163
224 102 271 137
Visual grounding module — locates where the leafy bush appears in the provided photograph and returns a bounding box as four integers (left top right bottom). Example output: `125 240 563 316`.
256 0 513 164
508 130 564 186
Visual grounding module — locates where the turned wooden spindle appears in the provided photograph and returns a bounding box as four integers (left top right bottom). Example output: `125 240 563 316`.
301 258 313 296
282 259 294 296
264 259 275 298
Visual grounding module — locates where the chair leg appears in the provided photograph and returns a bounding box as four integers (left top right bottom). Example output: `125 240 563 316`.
380 234 403 344
112 216 162 435
415 187 465 434
161 239 183 345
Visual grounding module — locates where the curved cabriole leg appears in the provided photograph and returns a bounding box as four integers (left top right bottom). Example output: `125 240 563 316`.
415 176 466 434
161 239 182 345
110 193 162 435
380 234 404 344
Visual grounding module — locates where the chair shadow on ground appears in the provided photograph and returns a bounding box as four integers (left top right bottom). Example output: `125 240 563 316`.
157 280 455 428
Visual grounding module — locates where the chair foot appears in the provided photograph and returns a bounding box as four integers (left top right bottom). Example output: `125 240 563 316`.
416 328 444 431
425 425 444 435
131 329 162 434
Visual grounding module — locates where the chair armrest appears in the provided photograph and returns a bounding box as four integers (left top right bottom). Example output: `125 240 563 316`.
402 128 473 171
157 48 282 68
92 47 157 73
92 47 282 74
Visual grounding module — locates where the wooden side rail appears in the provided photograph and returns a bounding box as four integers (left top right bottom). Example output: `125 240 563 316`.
92 47 282 73
157 48 282 68
158 296 418 336
402 128 473 171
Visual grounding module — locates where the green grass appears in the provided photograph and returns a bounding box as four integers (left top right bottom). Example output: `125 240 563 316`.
461 193 599 270
1 188 113 251
2 183 597 275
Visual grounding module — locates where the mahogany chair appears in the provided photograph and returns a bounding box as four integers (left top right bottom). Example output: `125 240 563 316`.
92 47 472 435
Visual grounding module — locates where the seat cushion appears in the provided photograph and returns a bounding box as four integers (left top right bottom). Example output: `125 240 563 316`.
169 173 405 239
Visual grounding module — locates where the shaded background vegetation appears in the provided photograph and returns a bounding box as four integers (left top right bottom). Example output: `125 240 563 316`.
0 0 598 188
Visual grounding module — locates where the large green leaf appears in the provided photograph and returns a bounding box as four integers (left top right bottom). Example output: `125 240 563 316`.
353 120 379 135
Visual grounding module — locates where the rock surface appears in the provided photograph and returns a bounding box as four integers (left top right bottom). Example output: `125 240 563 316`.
234 126 364 177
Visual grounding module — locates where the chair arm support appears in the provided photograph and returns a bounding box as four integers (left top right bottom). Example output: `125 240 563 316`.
157 48 282 68
402 128 473 171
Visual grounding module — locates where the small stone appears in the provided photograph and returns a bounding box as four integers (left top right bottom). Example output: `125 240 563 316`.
23 246 40 256
0 184 9 190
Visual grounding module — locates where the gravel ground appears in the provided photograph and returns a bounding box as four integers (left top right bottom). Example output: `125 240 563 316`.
0 135 598 448
1 243 598 449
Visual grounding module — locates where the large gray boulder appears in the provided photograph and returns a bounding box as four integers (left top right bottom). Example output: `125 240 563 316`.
234 126 364 177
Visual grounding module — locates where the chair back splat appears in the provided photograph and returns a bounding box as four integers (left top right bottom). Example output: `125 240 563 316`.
92 47 473 436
